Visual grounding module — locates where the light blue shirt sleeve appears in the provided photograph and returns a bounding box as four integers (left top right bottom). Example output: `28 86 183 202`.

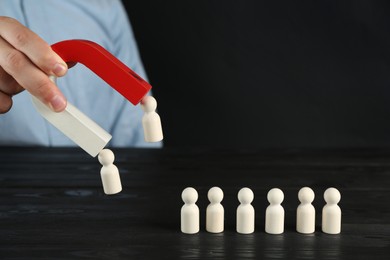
0 0 162 148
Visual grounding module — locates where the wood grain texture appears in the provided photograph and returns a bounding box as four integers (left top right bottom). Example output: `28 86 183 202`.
0 147 389 259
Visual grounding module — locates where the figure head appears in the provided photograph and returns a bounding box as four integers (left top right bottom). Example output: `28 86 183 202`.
182 187 198 204
267 188 284 205
208 186 224 203
238 187 254 204
141 96 157 112
298 187 315 204
324 187 341 204
98 149 115 166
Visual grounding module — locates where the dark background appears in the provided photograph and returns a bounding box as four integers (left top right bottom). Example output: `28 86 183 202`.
123 0 390 149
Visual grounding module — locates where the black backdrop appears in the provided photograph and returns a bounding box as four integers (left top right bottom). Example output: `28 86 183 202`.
123 0 390 149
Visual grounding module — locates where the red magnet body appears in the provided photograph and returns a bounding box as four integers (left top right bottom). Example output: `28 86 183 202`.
51 39 151 105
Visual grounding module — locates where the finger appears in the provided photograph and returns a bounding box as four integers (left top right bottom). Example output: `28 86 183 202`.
0 66 24 95
0 38 67 112
0 16 67 77
0 90 12 114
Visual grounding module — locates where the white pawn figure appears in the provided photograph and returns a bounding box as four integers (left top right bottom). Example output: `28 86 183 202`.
265 188 285 234
181 187 200 234
141 96 163 142
98 149 122 195
296 187 315 234
206 187 224 233
322 187 341 234
236 187 255 234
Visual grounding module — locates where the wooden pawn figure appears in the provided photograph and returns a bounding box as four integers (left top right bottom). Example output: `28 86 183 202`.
181 187 200 234
322 187 341 234
206 187 224 233
98 149 122 195
141 96 163 142
265 188 285 234
236 187 255 234
296 187 315 234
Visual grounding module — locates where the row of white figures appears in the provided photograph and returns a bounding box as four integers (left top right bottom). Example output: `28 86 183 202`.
181 186 341 235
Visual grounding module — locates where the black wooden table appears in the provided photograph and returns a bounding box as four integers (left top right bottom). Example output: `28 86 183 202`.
0 147 389 259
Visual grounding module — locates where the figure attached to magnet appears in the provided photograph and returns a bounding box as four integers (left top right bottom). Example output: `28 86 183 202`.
141 96 163 142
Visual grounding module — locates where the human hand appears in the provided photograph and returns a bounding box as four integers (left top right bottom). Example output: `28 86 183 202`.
0 16 68 114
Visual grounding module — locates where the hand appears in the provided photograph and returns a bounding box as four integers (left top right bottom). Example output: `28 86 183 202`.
0 16 68 114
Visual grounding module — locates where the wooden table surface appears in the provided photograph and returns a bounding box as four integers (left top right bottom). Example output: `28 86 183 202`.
0 147 389 259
